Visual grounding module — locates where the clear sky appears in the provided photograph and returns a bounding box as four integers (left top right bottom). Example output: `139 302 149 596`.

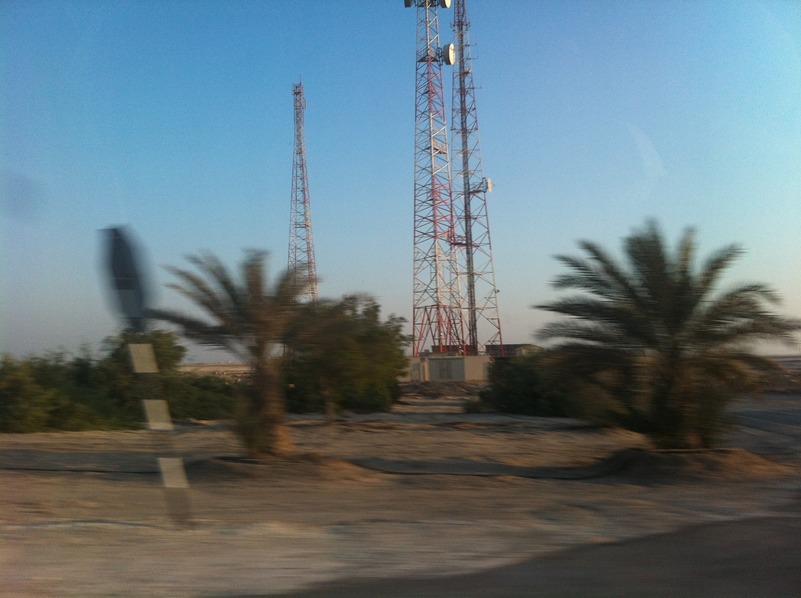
2 0 800 361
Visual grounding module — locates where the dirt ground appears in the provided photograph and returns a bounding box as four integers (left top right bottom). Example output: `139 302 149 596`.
2 393 800 597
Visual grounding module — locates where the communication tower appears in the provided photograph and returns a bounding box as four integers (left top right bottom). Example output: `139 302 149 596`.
405 0 464 356
288 82 318 302
450 0 503 354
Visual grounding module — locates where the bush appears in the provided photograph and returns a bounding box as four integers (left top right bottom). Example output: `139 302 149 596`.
480 353 574 417
0 356 69 432
0 330 235 432
284 295 408 415
161 373 237 421
0 352 130 432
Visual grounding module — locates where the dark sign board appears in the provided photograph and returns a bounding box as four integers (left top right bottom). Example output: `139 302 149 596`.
103 226 150 333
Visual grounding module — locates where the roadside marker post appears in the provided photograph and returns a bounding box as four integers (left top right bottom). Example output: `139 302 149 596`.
129 343 194 528
103 226 193 528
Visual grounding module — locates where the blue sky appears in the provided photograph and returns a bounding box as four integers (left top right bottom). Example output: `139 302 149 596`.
2 0 800 360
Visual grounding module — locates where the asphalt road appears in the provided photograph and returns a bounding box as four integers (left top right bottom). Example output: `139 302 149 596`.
262 394 801 598
271 513 801 598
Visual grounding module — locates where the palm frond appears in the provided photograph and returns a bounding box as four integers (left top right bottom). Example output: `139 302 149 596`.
673 227 696 278
692 315 801 348
150 251 309 361
536 294 657 346
670 227 700 328
696 244 743 298
146 307 248 360
242 250 266 318
189 252 246 321
625 222 667 297
689 283 796 347
537 319 609 341
553 241 642 306
163 259 245 329
162 272 244 340
551 254 617 298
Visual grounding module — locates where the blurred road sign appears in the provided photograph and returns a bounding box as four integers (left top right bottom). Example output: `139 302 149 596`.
104 226 150 332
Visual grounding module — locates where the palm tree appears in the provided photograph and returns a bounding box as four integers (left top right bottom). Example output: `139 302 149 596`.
536 220 800 448
149 250 307 456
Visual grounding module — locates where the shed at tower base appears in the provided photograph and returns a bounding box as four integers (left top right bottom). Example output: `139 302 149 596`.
405 344 537 382
406 355 491 382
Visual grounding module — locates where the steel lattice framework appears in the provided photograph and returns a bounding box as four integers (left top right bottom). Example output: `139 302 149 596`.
451 0 503 355
408 0 465 356
288 82 318 302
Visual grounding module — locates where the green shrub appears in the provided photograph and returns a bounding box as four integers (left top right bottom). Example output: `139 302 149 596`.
284 295 408 415
463 398 490 413
340 382 399 413
0 330 209 432
0 356 70 432
480 353 573 417
284 370 325 413
161 373 237 420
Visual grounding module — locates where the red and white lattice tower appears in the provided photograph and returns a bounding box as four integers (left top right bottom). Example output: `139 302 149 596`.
405 0 464 356
288 82 318 302
451 0 503 355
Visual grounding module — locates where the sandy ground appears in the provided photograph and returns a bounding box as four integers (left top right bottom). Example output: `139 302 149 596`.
1 393 800 597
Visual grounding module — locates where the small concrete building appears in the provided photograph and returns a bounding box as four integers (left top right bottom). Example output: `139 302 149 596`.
406 355 492 382
403 345 541 382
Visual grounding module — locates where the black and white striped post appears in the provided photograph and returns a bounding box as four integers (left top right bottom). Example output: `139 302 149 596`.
104 226 192 528
129 343 193 528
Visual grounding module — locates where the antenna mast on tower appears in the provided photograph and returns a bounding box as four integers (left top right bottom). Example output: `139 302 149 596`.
451 0 503 355
288 82 318 302
405 0 464 356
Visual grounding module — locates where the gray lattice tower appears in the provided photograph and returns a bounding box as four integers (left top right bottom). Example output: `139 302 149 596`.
406 0 464 356
288 82 318 302
451 0 503 355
